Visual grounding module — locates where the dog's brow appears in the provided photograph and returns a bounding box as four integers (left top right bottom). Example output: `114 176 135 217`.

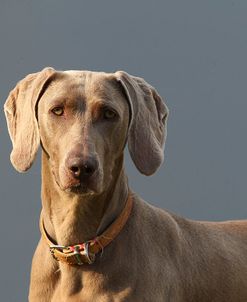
48 96 86 106
91 99 119 113
48 97 67 105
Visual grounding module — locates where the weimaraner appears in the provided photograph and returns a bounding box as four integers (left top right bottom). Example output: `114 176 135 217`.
4 67 247 302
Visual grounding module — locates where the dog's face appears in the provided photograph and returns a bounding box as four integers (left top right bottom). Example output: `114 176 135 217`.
38 71 129 195
4 67 168 196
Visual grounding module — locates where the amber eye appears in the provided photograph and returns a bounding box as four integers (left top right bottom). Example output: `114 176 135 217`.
103 109 117 120
51 107 64 116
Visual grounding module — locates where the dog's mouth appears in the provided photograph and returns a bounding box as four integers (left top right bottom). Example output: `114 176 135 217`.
56 171 102 196
65 182 95 195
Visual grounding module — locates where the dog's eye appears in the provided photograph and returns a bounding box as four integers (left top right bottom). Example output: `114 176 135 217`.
103 109 117 120
51 107 64 116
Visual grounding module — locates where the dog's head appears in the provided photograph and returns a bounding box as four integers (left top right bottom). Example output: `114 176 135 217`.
4 67 169 195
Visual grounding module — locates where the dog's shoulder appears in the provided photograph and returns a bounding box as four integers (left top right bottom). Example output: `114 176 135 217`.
129 193 187 248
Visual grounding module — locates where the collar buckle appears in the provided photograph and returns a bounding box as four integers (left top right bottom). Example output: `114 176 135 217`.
49 243 96 265
71 243 96 265
81 242 95 264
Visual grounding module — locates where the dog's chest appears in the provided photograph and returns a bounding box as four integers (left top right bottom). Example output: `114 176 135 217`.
51 267 133 302
51 289 132 302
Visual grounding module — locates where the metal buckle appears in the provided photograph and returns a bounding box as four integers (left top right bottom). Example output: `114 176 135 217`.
73 245 84 265
50 244 67 250
81 242 95 265
71 243 95 265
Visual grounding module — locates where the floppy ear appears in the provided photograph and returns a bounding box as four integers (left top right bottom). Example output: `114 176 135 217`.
4 67 55 172
115 71 169 176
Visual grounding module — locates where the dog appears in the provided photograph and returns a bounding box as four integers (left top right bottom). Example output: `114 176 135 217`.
4 67 247 301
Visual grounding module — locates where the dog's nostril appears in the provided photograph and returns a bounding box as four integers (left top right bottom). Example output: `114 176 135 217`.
70 166 80 174
84 164 93 175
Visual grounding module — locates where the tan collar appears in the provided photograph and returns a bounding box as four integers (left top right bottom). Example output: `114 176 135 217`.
40 193 133 265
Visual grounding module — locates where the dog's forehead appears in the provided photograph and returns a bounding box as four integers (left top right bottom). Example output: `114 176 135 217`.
45 70 121 103
60 70 114 94
63 70 110 83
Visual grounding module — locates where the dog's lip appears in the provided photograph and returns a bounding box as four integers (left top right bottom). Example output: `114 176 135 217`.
63 179 81 189
65 183 95 195
62 178 95 194
58 168 102 194
63 172 95 189
70 182 81 188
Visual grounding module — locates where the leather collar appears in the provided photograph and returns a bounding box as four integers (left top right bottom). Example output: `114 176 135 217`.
40 193 133 265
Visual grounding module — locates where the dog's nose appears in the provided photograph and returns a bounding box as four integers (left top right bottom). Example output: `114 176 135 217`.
67 157 98 178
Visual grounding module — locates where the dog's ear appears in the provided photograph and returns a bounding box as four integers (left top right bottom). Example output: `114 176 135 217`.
115 71 169 176
4 67 55 172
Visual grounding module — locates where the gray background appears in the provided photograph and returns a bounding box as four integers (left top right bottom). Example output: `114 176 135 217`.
1 0 247 300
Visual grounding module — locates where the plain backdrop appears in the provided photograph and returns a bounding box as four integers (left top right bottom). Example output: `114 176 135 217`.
1 1 247 300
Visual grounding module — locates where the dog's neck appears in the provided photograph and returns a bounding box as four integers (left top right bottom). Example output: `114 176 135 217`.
40 152 129 246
